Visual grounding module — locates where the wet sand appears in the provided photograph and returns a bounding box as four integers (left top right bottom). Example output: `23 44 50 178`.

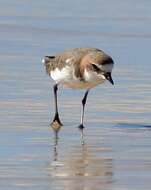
0 0 151 189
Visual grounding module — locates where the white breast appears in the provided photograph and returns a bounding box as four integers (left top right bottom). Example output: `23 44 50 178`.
51 66 72 83
50 66 106 89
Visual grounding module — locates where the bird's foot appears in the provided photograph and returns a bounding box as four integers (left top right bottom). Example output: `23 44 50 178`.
78 124 85 145
51 119 63 133
78 124 85 130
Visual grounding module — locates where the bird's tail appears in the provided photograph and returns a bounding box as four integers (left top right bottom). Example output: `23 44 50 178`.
42 56 56 76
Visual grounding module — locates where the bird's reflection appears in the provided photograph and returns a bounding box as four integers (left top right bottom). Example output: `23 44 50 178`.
47 128 114 190
53 132 58 162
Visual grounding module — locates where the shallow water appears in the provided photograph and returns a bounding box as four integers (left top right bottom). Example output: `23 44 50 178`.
0 0 151 189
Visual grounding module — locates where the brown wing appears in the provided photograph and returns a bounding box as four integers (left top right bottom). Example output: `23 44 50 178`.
43 51 77 76
43 48 83 76
43 48 104 76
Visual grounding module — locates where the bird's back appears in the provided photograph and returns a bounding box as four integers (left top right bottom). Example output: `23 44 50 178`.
43 48 104 76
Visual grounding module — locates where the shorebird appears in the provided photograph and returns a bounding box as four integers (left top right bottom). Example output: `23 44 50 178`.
42 48 114 142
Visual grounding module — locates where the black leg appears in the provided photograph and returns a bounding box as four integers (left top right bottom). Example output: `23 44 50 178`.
51 84 62 127
78 90 89 144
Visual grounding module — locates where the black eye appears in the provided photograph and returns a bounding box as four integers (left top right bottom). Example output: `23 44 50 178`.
91 64 101 73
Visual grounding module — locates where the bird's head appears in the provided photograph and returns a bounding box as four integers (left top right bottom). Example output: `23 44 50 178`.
89 53 114 85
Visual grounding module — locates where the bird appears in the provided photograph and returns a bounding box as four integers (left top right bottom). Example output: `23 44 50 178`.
42 47 114 142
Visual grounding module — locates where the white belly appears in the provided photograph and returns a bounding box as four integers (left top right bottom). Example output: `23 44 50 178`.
50 66 105 89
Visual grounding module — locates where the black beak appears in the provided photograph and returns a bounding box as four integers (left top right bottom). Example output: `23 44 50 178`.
104 72 114 85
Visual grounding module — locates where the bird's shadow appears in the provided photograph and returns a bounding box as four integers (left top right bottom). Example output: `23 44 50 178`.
114 123 151 130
